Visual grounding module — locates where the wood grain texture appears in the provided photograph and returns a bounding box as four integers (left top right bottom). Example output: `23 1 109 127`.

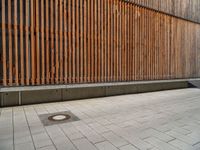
129 0 200 23
1 0 200 86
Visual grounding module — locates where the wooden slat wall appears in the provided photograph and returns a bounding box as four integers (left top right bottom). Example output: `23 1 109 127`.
129 0 200 23
1 0 200 87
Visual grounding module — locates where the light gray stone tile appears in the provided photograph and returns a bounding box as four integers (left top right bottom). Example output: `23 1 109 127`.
72 138 98 150
15 142 35 150
95 141 118 150
140 128 175 142
102 131 128 147
119 144 138 150
144 137 179 150
169 139 196 150
166 130 200 145
37 145 56 150
14 135 32 145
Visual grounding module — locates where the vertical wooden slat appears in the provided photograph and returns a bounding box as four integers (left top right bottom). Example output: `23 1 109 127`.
130 4 133 81
91 0 94 82
98 0 101 82
35 0 40 84
55 0 59 84
59 0 63 83
20 0 24 85
14 0 19 85
72 0 76 83
107 0 111 82
110 0 114 81
8 0 12 85
101 0 104 82
121 2 124 81
1 0 7 86
76 0 79 83
63 0 67 83
83 0 87 82
80 0 84 82
124 4 127 81
117 1 120 81
25 0 30 85
41 0 45 84
119 0 122 81
50 0 55 84
105 0 108 82
113 0 116 81
68 0 72 83
104 0 107 82
127 4 129 81
45 0 50 84
30 0 35 85
94 0 98 82
87 0 91 82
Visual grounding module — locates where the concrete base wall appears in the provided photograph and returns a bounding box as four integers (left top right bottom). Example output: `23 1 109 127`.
0 80 191 107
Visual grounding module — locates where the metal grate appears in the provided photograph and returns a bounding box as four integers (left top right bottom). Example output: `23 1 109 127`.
39 111 80 126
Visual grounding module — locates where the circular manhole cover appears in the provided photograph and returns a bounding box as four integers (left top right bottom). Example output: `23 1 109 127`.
48 114 71 121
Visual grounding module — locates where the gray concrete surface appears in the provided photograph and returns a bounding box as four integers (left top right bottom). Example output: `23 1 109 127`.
1 88 200 150
0 79 192 107
189 80 200 88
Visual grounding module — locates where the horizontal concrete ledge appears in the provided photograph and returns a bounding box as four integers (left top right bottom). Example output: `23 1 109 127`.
0 78 199 107
0 78 200 92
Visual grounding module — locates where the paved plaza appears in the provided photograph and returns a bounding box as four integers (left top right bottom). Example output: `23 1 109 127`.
1 88 200 150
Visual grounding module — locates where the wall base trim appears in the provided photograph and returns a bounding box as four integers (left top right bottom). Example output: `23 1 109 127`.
0 79 199 107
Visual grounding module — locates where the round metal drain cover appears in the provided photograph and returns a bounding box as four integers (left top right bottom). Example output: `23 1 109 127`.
48 114 71 121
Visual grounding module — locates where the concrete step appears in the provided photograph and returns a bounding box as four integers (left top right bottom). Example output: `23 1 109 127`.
188 80 200 88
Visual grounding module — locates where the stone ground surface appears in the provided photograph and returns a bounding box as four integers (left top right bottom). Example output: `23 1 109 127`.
1 88 200 150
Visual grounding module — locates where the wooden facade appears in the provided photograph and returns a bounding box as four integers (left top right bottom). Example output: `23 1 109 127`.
0 0 200 87
130 0 200 23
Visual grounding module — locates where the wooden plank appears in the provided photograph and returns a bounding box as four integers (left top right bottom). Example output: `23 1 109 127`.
59 0 63 83
107 0 111 81
121 2 124 81
83 0 87 82
35 0 40 85
119 0 122 81
127 3 129 81
68 0 72 83
110 0 114 81
112 1 117 81
14 0 19 85
55 0 59 84
50 0 55 84
87 0 91 82
20 0 24 85
80 0 84 82
76 0 80 83
41 0 45 84
94 0 98 82
8 0 12 86
25 0 30 85
97 0 101 82
45 0 50 84
1 0 7 86
72 0 76 83
91 0 94 82
130 3 133 81
99 0 104 82
30 0 35 85
63 0 67 83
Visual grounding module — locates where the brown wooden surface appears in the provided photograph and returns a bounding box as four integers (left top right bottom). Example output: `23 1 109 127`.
1 0 200 86
129 0 200 24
